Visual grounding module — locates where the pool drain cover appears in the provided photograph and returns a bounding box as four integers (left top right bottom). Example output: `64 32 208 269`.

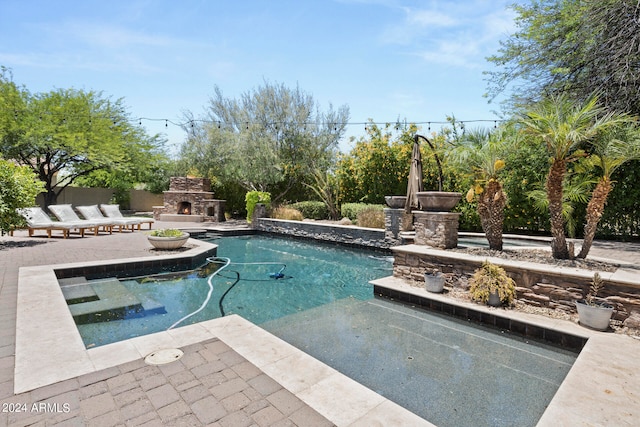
145 348 184 365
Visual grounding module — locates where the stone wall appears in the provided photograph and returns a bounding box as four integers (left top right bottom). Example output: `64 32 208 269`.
392 246 640 325
253 218 389 249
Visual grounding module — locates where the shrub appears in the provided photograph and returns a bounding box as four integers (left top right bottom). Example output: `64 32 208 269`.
272 206 304 221
341 203 385 221
245 191 271 222
469 261 516 306
290 201 329 220
149 229 184 237
356 207 385 229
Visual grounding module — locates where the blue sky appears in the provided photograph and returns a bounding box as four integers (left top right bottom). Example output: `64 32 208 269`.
0 0 518 154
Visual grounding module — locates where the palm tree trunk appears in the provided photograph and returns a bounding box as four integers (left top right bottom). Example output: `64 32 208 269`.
477 179 506 251
546 159 572 259
577 178 612 259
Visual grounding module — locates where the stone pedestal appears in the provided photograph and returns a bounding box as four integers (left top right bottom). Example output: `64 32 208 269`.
384 208 403 245
413 211 461 249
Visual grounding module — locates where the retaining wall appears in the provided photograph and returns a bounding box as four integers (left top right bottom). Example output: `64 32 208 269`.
392 244 640 325
253 218 389 249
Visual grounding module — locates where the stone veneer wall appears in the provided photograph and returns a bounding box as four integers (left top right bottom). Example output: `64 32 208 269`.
253 218 389 249
392 246 640 325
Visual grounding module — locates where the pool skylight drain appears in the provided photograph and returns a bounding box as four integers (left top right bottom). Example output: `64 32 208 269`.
144 348 184 365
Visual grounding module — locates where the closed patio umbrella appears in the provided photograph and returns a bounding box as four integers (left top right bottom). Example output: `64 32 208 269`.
404 136 424 213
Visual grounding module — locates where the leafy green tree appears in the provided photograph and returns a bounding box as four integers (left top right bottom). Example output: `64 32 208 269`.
180 81 348 204
336 122 416 204
0 69 166 207
519 94 632 259
0 158 44 233
486 0 640 115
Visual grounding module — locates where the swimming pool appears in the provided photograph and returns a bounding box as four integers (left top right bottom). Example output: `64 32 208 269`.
69 234 576 427
75 235 392 347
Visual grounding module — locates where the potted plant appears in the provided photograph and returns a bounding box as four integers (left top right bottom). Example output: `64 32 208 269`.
147 229 190 250
469 261 516 306
424 268 445 293
575 272 614 331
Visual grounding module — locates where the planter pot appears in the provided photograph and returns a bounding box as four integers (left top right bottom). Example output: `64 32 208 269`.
148 232 190 250
416 191 462 212
424 272 445 293
385 195 407 209
575 300 614 331
487 291 501 307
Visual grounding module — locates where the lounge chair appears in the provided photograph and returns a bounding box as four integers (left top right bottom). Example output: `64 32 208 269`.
16 207 92 238
48 204 107 235
100 204 154 230
77 205 139 232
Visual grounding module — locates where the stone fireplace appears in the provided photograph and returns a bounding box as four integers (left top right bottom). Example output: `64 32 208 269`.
153 177 226 222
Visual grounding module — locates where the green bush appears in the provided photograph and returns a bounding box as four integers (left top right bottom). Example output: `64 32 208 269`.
290 201 329 220
149 228 184 237
356 207 385 229
272 206 304 221
341 203 384 221
245 191 271 222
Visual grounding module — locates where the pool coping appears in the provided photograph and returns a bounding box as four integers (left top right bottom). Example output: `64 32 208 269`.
372 276 640 426
15 238 430 426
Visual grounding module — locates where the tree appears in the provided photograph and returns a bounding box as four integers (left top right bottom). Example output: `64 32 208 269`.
0 158 44 233
577 125 640 258
519 94 632 259
180 81 349 204
451 126 514 250
486 0 640 115
0 70 166 207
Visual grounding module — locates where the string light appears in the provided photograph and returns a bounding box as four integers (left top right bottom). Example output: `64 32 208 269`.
8 109 506 131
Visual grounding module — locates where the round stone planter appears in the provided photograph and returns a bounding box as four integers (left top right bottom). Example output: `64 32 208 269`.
487 291 501 307
424 272 445 293
575 300 614 331
416 191 462 212
147 232 190 250
385 195 407 209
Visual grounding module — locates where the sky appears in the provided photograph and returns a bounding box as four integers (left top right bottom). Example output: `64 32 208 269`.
0 0 519 155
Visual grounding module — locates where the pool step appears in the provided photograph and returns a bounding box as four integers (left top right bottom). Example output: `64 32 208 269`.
59 277 99 304
62 277 165 324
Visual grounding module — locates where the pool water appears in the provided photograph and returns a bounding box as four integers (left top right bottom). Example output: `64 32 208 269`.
76 235 392 347
73 234 576 427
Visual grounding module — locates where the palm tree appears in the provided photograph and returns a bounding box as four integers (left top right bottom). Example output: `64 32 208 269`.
451 126 512 251
519 94 631 259
577 126 640 258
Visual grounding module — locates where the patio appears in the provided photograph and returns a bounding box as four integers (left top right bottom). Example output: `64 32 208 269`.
1 221 640 426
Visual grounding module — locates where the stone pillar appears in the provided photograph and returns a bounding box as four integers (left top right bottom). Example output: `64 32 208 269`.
384 208 404 245
413 211 461 249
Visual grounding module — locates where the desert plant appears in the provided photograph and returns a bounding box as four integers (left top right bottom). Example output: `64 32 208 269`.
469 261 516 306
341 203 384 221
585 272 605 306
356 207 385 229
149 229 185 237
272 206 304 221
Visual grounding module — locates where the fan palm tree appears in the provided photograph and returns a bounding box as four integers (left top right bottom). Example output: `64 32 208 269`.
451 126 513 251
519 94 632 259
577 126 640 258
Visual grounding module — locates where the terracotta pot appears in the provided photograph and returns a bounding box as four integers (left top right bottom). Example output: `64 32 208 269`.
416 191 462 212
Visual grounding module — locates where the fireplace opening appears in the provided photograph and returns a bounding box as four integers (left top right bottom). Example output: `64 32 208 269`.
177 202 192 215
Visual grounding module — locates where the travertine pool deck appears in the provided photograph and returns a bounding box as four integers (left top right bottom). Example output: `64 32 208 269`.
2 222 640 426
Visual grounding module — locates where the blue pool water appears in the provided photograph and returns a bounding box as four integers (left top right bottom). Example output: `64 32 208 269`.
72 234 576 427
76 235 392 347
